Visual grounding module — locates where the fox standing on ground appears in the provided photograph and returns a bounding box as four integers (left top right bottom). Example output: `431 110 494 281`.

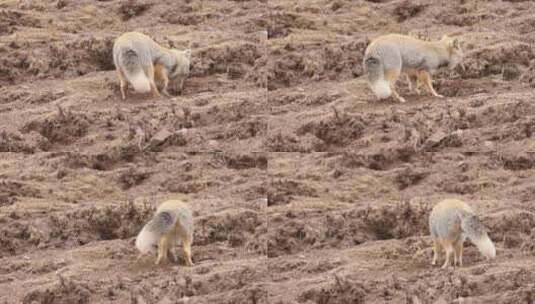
363 34 464 103
135 200 194 266
429 199 496 269
113 32 191 100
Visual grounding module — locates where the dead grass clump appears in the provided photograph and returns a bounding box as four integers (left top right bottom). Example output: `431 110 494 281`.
21 106 90 146
298 275 367 304
48 200 154 244
393 1 427 22
23 276 92 304
119 0 152 21
296 110 365 148
361 202 431 240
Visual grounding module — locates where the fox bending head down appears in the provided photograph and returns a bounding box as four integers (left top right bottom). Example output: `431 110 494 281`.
113 32 191 100
135 200 194 266
429 199 496 269
363 34 464 103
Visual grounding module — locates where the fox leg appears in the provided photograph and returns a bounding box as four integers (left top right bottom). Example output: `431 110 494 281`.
454 241 464 267
459 242 463 266
412 73 422 95
161 73 171 97
405 74 413 91
453 244 458 267
182 234 194 266
154 64 171 97
385 68 405 103
407 73 422 95
442 243 453 269
144 64 161 98
117 69 128 100
431 238 439 266
177 76 185 95
419 71 444 98
156 235 171 265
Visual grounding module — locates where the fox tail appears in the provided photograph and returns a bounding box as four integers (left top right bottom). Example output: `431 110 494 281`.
135 211 177 254
364 56 391 99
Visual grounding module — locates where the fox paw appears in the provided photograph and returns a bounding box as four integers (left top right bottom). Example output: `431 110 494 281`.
184 259 194 266
162 91 172 98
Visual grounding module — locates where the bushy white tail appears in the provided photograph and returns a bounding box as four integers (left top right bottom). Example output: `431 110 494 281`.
473 235 496 259
126 70 151 93
135 210 178 254
135 226 159 254
364 57 391 99
369 79 391 99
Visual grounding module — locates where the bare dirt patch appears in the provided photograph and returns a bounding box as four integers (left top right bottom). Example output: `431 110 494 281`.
2 0 535 303
0 0 267 302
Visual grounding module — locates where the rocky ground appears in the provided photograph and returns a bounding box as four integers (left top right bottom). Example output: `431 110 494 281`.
0 0 534 303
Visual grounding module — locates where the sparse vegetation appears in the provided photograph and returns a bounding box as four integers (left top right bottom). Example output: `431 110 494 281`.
1 0 535 302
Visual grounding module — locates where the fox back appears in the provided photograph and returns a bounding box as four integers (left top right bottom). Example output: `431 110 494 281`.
429 198 472 239
364 34 463 73
156 200 193 237
168 49 191 79
113 32 156 69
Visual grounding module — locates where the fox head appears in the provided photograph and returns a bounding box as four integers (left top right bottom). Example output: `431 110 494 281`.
441 35 464 70
169 49 192 79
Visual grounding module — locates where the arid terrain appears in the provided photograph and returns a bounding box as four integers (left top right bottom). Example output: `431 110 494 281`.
267 0 535 303
0 0 534 303
1 0 268 303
